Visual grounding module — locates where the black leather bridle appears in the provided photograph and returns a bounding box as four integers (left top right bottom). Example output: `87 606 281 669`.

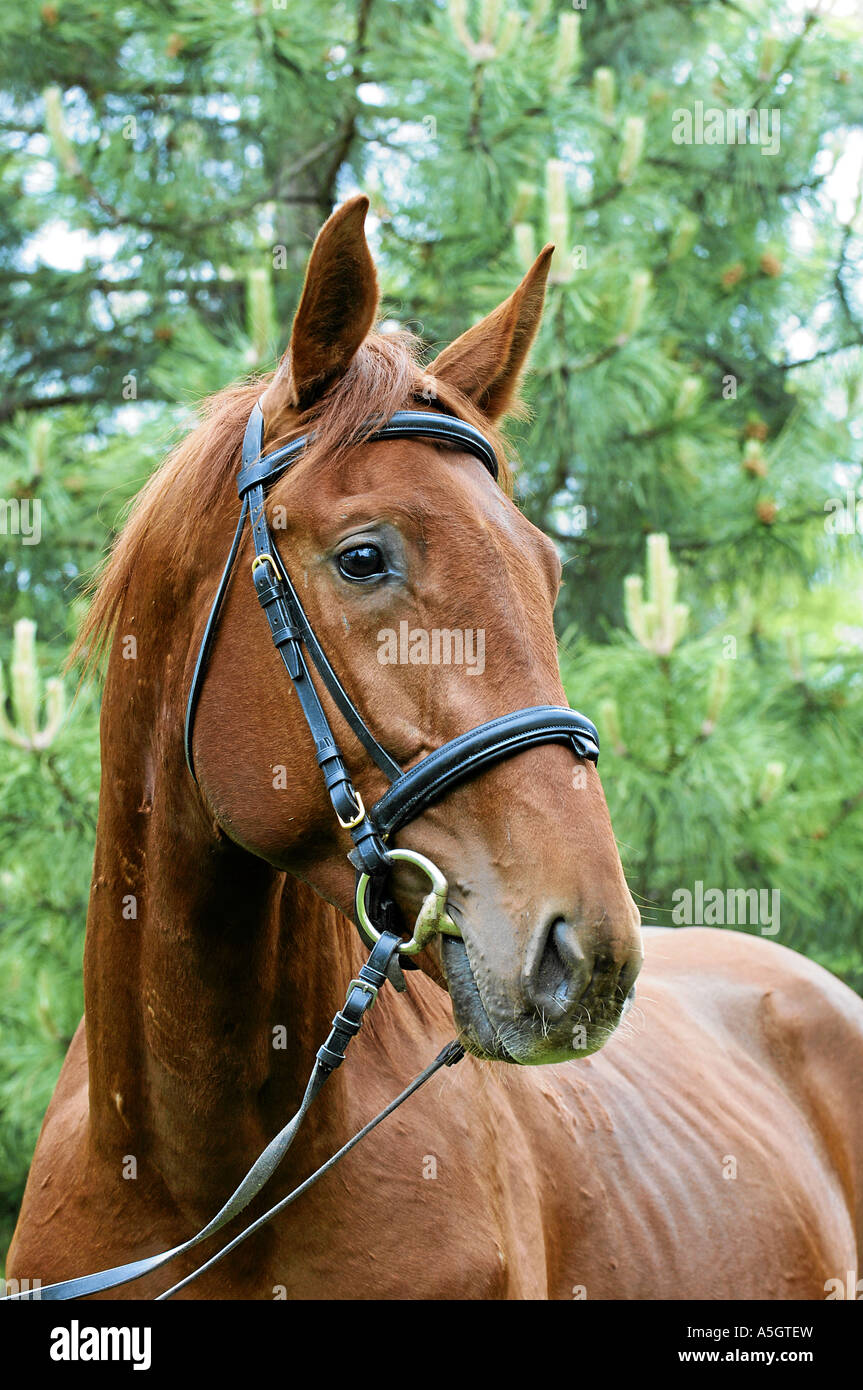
5 399 602 1301
184 400 600 961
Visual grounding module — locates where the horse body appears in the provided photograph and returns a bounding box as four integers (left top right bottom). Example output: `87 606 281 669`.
7 197 862 1299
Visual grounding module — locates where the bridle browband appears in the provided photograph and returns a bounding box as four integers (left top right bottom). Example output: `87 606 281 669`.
5 398 602 1302
184 399 599 956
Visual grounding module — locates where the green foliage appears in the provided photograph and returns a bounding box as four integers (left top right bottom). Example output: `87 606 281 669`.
0 679 99 1257
1 0 862 1266
560 539 863 991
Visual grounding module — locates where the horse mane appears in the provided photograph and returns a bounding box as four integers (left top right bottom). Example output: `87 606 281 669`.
72 329 516 678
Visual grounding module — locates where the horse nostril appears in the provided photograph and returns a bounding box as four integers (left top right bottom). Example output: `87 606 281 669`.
528 917 642 1023
550 917 587 973
531 918 592 1017
617 954 641 1003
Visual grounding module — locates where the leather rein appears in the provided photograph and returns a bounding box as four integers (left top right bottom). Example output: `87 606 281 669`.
6 402 599 1301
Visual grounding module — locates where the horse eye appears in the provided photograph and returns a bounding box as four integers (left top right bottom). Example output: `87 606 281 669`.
337 544 386 581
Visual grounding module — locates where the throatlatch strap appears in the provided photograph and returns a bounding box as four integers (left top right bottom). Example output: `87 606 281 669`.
185 403 402 788
184 495 250 780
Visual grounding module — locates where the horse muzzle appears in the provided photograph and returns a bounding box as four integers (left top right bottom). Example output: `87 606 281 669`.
440 915 643 1065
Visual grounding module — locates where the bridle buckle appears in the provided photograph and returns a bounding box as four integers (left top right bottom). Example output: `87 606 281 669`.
336 790 366 830
251 552 281 583
345 977 378 1009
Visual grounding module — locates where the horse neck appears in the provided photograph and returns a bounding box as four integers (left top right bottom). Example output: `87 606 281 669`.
83 642 367 1220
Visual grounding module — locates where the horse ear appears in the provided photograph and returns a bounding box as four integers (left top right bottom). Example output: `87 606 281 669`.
260 194 379 419
429 246 554 420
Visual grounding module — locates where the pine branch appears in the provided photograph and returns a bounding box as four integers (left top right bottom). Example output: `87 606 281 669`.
0 391 104 423
547 507 829 556
318 0 377 207
833 182 863 347
55 140 340 237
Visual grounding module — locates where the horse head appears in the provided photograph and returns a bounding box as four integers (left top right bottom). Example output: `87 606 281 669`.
190 196 642 1064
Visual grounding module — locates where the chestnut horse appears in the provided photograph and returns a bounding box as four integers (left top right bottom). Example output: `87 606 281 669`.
7 197 863 1300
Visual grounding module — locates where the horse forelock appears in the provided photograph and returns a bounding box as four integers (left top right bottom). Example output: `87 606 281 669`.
72 329 515 678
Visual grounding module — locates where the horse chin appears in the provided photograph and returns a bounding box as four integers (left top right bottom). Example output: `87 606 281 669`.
440 936 513 1061
440 937 632 1066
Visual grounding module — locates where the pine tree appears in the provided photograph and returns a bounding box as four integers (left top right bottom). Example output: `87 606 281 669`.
1 0 861 1260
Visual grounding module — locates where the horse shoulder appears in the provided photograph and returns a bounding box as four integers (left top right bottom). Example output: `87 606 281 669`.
6 1018 91 1281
